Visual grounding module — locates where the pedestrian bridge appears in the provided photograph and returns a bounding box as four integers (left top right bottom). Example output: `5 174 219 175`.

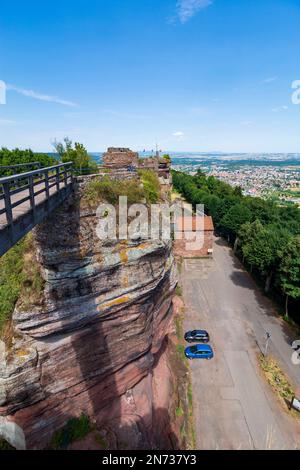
0 162 74 256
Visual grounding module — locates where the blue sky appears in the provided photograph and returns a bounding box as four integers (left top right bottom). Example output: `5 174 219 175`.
0 0 300 153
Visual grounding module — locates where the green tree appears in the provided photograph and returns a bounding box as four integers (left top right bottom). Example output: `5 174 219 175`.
52 138 98 174
220 203 252 245
0 148 55 176
278 237 300 318
233 186 243 197
242 224 290 292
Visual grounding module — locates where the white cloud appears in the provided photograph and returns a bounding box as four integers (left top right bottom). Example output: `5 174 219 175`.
7 84 78 107
172 131 185 141
272 105 288 112
263 76 278 83
177 0 213 23
173 131 184 137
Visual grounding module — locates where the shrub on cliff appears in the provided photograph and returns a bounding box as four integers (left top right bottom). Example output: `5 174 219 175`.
50 414 92 449
0 241 27 336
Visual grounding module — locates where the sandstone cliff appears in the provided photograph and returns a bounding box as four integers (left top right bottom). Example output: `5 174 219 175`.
0 181 178 449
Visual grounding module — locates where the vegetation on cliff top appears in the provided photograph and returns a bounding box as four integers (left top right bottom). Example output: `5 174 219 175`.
83 176 145 205
138 169 160 203
83 169 160 206
0 234 44 339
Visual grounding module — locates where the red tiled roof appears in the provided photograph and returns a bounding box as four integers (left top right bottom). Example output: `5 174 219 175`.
175 216 214 232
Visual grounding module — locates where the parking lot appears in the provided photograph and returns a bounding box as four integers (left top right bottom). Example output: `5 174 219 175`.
181 238 300 449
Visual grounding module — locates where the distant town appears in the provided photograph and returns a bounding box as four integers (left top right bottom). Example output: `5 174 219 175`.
171 153 300 206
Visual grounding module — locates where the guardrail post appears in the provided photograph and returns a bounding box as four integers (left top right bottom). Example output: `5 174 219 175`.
45 170 50 197
56 166 60 192
64 165 68 187
3 181 14 239
70 165 74 185
29 174 36 222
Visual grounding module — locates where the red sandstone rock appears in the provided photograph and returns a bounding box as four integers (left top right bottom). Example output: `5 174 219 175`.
0 185 177 450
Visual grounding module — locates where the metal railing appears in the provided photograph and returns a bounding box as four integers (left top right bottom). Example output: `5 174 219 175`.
0 162 42 171
0 162 73 256
0 162 43 178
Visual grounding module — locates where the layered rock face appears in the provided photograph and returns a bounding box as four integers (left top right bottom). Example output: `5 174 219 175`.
0 184 177 449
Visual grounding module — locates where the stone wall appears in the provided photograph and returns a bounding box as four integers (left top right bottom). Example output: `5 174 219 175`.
173 216 214 258
138 157 159 171
174 230 214 258
102 148 171 185
103 147 139 169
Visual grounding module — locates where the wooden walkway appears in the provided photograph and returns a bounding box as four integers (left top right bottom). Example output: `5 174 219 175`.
0 163 74 256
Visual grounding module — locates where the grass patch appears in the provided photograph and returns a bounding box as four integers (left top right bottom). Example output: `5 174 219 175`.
176 343 186 360
187 383 193 416
50 414 92 449
175 285 183 297
259 354 299 419
0 234 44 339
187 382 196 447
259 354 293 401
180 423 187 440
174 315 183 340
175 406 184 418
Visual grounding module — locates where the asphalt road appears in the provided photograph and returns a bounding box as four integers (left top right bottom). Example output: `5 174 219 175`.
181 237 300 450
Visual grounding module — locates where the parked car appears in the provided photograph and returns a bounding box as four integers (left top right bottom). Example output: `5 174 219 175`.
184 330 210 343
185 344 214 360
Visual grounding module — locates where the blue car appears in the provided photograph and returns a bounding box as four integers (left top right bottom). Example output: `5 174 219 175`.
185 344 214 360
